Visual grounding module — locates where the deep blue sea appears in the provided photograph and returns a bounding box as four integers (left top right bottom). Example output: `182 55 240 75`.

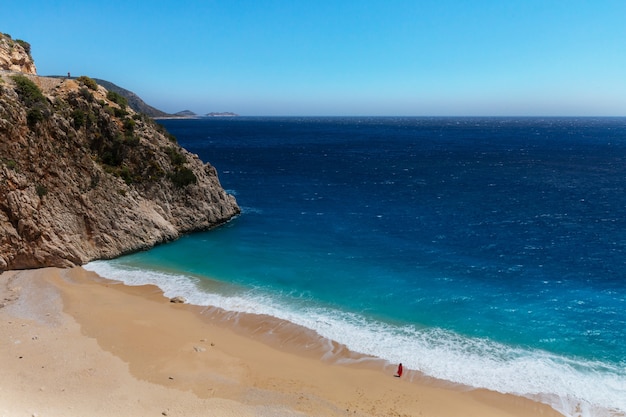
85 117 626 417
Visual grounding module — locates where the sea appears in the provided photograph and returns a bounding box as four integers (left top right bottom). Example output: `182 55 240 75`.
84 117 626 417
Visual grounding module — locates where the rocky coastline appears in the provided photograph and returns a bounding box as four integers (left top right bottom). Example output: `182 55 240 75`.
0 32 240 271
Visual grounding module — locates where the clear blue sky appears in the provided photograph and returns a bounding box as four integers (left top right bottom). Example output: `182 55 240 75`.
3 0 625 116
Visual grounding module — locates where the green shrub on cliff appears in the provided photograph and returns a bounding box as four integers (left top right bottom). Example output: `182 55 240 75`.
27 108 45 127
10 75 50 127
11 75 46 107
169 167 197 188
107 90 128 109
119 166 134 185
164 146 187 166
77 75 98 91
124 135 140 146
100 135 125 167
123 117 135 133
35 184 48 198
146 161 166 180
15 39 31 58
71 109 86 128
2 158 17 170
79 87 94 102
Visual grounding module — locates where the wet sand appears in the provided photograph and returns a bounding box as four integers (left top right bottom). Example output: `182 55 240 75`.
0 267 563 416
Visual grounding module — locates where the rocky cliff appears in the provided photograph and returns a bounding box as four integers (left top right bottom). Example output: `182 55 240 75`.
0 33 36 75
0 35 240 271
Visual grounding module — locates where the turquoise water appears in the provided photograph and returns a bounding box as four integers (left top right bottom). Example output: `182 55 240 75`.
85 117 626 416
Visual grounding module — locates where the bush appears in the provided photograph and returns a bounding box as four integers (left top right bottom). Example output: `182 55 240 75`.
147 161 165 180
165 146 186 166
100 136 125 167
15 39 31 57
11 75 46 107
36 184 48 198
11 76 49 127
79 87 94 101
27 107 45 127
2 159 17 170
106 90 127 109
113 106 127 118
77 76 98 91
86 112 97 128
124 135 140 146
119 166 133 185
104 105 127 118
71 109 86 128
123 117 135 133
169 167 197 188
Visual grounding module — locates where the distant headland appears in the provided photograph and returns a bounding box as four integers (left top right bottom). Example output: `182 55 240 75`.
206 112 238 117
154 110 239 120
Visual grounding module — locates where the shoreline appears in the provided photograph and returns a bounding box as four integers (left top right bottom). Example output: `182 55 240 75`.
1 267 564 416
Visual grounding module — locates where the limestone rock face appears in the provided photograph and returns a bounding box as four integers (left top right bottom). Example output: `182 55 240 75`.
0 73 240 271
0 33 37 74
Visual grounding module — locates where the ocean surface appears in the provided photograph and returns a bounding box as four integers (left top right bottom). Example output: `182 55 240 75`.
85 117 626 417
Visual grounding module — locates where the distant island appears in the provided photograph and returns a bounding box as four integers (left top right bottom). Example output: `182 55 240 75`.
154 111 240 120
173 110 198 118
206 112 238 117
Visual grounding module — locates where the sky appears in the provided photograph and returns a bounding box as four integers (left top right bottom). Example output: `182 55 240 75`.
2 0 626 116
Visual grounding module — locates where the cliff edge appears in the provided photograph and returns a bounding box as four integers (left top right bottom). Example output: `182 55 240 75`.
0 34 239 271
0 33 36 75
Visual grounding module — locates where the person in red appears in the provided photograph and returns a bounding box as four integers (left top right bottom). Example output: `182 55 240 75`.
395 363 403 377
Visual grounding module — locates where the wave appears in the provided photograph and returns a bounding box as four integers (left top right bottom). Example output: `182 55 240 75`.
84 260 626 417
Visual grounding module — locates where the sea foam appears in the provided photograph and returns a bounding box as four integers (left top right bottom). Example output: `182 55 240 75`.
84 260 625 417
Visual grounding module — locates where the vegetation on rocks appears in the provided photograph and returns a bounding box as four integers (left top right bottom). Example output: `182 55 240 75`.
77 75 98 91
0 53 239 270
0 32 239 271
106 90 128 109
10 75 50 128
0 32 37 74
10 75 45 106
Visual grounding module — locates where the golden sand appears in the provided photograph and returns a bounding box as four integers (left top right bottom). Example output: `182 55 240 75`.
0 267 563 416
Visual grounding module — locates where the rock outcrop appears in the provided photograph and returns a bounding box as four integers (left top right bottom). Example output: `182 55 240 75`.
0 46 239 271
0 33 36 75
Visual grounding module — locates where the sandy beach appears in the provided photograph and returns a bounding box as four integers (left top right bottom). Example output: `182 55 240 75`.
1 267 563 417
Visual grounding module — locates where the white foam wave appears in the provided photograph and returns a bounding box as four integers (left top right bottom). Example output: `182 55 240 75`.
84 261 626 417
